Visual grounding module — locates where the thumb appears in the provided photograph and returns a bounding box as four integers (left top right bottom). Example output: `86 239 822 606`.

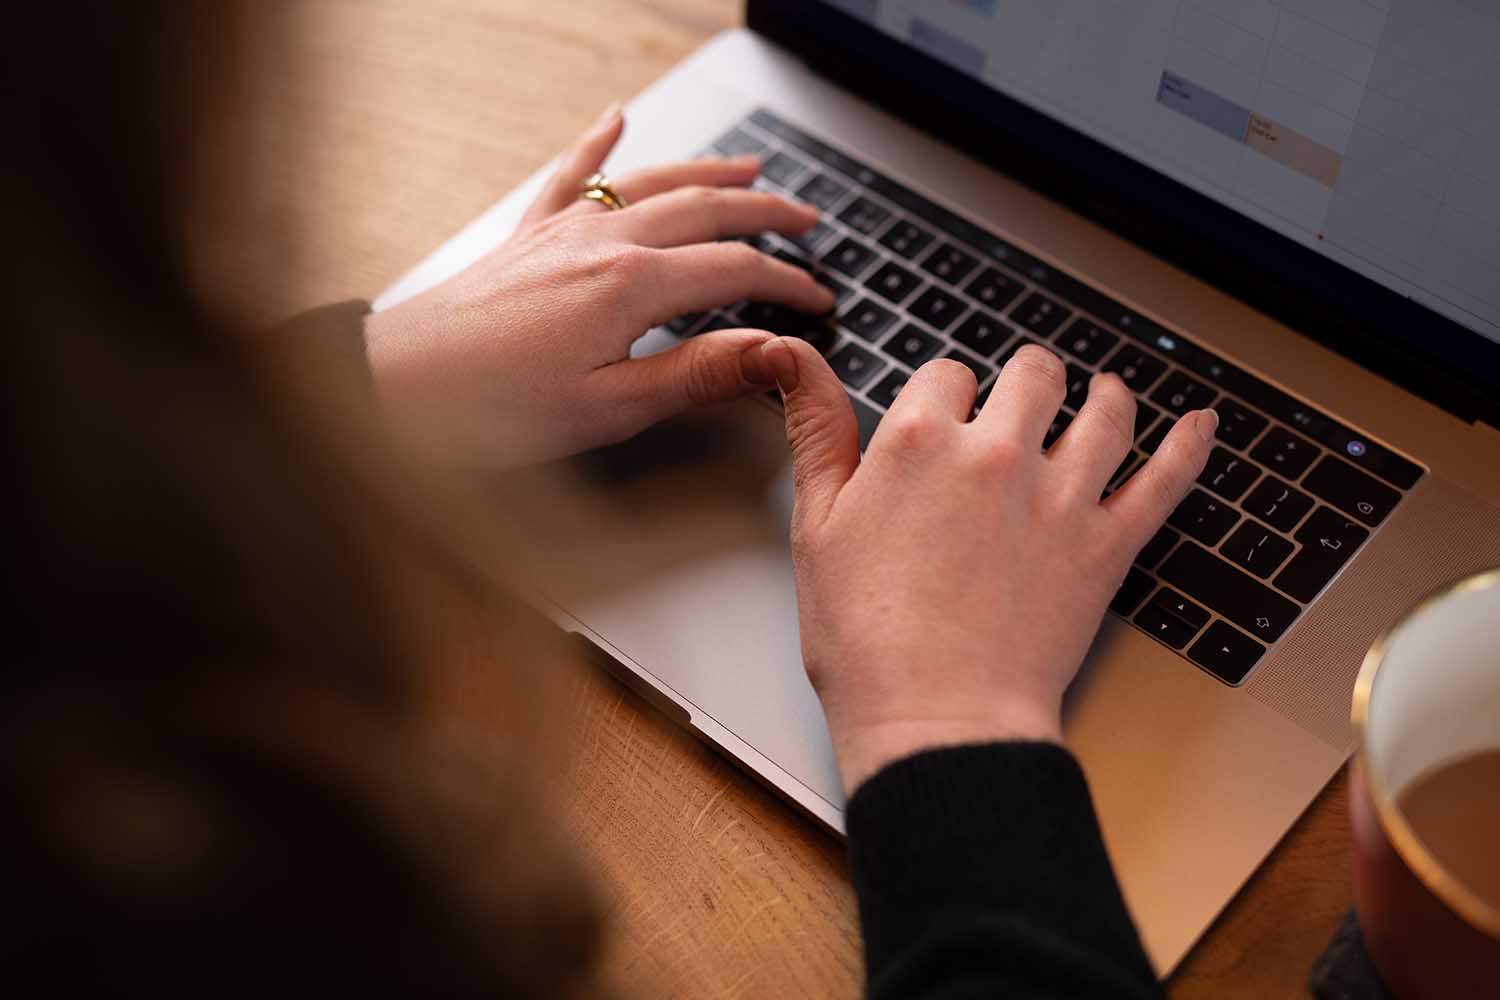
748 337 859 529
596 327 778 430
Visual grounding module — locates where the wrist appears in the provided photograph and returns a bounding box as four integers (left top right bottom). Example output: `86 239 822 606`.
830 701 1064 799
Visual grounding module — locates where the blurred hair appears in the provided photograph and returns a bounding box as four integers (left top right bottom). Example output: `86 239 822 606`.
3 3 603 995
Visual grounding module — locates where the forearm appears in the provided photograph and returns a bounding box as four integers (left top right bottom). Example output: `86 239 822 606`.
847 742 1162 1000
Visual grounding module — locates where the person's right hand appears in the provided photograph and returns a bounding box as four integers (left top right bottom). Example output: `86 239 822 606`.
743 340 1217 797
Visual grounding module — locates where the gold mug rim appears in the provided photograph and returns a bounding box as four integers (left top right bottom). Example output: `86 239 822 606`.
1351 566 1500 940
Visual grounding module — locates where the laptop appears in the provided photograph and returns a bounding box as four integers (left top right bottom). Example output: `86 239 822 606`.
376 0 1500 974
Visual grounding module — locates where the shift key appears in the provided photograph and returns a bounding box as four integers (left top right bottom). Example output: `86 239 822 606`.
1158 542 1301 642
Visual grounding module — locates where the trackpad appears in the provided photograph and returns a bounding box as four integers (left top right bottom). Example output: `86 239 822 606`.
509 399 845 808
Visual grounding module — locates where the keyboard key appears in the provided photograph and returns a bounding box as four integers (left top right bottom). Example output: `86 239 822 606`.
1313 424 1423 490
711 128 766 157
815 270 855 306
823 237 877 278
1213 398 1269 450
867 260 924 305
851 394 882 450
1302 455 1400 527
1133 602 1201 649
921 242 980 285
665 312 705 335
1139 418 1173 454
943 348 993 385
1158 542 1301 642
795 172 849 210
838 196 891 234
793 220 837 254
695 314 737 336
1136 526 1180 569
1241 476 1314 533
1110 566 1155 616
1148 587 1211 630
1055 319 1120 365
828 342 883 390
1043 408 1074 450
1064 364 1091 411
878 220 935 259
964 267 1023 311
1220 520 1294 579
1134 400 1161 439
952 311 1014 358
1187 622 1265 684
1151 371 1218 416
740 303 836 353
1250 426 1319 480
1101 346 1167 394
1273 506 1370 602
761 151 808 187
841 298 899 342
1168 489 1240 545
1010 291 1071 338
882 324 942 367
868 370 909 410
1197 446 1262 501
908 285 965 331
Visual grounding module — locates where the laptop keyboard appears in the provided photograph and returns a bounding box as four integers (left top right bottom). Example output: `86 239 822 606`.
664 108 1424 687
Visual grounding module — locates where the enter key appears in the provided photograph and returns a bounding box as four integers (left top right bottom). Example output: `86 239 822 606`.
1273 506 1371 603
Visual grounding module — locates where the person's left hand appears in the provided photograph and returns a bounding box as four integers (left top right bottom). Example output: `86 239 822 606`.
364 104 833 467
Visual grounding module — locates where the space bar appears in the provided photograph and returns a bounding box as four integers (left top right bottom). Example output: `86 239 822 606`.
1158 542 1301 643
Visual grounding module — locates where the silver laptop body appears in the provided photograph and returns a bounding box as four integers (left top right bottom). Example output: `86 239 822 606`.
377 16 1500 973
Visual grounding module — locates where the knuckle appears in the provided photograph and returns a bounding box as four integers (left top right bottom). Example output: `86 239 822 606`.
972 433 1025 472
1091 380 1136 444
1143 467 1182 517
885 407 942 449
676 346 723 407
686 184 723 211
1009 345 1066 387
609 243 655 277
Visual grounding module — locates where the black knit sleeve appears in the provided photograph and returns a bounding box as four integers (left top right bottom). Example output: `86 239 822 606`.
845 742 1162 999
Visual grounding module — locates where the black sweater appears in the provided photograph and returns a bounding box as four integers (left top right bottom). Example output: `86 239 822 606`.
847 743 1162 998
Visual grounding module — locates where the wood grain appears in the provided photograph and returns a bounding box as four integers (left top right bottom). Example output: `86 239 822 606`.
225 2 1354 995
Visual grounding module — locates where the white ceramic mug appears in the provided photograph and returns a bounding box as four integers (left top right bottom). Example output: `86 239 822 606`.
1351 569 1500 998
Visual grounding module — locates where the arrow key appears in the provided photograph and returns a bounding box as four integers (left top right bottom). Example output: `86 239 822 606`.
1273 506 1370 603
1147 586 1210 630
1133 601 1203 649
1188 621 1266 684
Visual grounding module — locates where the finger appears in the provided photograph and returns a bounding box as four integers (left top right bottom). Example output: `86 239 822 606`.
640 242 833 324
1047 372 1137 499
612 156 762 203
590 328 777 435
520 104 626 226
1104 409 1218 553
611 186 820 248
974 344 1068 450
879 358 977 429
742 337 859 531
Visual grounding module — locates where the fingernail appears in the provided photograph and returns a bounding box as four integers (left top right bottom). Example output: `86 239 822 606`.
1195 408 1219 441
739 338 776 386
763 339 800 394
731 154 761 167
597 102 623 125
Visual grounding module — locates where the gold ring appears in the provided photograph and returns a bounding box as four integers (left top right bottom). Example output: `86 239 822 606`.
581 172 628 211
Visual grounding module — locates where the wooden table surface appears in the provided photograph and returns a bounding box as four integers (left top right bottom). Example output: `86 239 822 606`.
219 2 1355 995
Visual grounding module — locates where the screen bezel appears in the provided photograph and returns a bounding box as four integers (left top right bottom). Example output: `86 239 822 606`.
747 0 1500 425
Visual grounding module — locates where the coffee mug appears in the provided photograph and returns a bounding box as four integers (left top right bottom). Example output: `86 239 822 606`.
1350 568 1500 998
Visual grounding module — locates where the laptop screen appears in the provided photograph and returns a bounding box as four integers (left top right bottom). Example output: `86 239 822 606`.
756 1 1500 419
828 0 1499 344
